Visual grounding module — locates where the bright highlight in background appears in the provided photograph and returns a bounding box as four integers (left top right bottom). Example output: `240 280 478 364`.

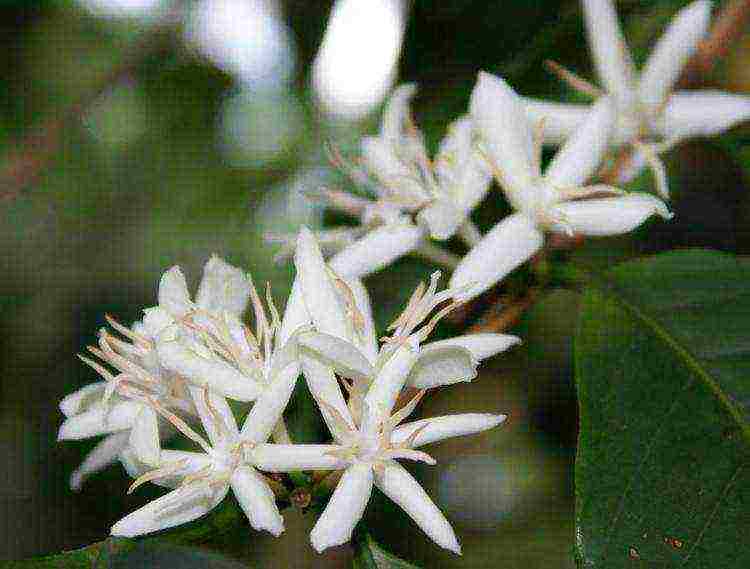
185 0 296 92
312 0 406 120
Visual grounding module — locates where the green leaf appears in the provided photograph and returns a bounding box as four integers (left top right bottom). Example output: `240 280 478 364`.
352 530 421 569
574 249 750 568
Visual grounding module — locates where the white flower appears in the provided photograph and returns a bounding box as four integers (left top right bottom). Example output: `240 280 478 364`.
451 72 672 300
111 387 340 538
267 84 491 279
144 256 301 404
58 317 194 489
524 0 750 195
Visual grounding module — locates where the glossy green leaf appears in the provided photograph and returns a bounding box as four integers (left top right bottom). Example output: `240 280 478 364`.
352 530 421 569
574 249 750 568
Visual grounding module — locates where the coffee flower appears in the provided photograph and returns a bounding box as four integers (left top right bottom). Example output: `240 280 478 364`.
58 317 194 489
524 0 750 196
111 387 340 537
451 72 672 300
268 84 491 279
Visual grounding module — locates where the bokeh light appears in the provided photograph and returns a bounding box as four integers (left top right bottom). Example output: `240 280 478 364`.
312 0 406 120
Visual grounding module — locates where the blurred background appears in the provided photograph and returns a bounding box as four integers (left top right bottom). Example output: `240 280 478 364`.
0 0 748 566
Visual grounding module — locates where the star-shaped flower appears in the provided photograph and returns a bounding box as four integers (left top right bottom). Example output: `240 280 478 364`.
58 315 196 489
267 84 491 279
111 386 340 537
450 72 672 300
524 0 750 196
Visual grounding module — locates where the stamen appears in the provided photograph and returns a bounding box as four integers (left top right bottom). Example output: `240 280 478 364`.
544 60 602 99
402 422 431 449
127 459 189 494
105 314 152 348
149 399 212 454
389 390 426 428
632 140 670 199
532 118 546 176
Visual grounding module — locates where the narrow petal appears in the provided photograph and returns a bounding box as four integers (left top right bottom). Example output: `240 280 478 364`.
544 97 615 189
60 382 106 417
231 466 284 536
522 99 591 145
58 401 141 440
141 306 175 339
381 83 417 140
469 72 537 208
240 360 299 443
362 345 418 432
347 278 378 364
277 277 312 348
392 413 507 448
417 200 465 241
123 450 214 490
449 213 544 300
639 0 712 108
196 255 251 316
310 463 373 552
662 90 750 140
157 340 260 402
552 193 672 236
407 346 477 389
301 354 355 441
361 137 429 205
374 460 460 554
299 331 374 382
70 431 130 491
422 333 521 362
158 266 192 318
328 222 425 280
581 0 638 105
129 406 161 467
295 227 349 339
251 444 346 471
189 385 239 446
111 483 229 537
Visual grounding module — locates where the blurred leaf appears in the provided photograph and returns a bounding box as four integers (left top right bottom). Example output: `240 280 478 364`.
353 530 420 569
574 249 750 568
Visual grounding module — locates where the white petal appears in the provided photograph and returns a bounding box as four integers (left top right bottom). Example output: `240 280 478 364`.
240 361 299 443
449 212 544 300
141 306 175 339
347 278 378 364
544 97 615 188
639 0 712 108
363 345 418 431
158 266 192 318
129 406 161 467
277 277 312 348
522 99 591 145
57 401 140 440
581 0 638 105
69 431 129 491
328 222 425 280
381 83 418 141
295 226 349 339
251 444 346 471
111 482 229 537
310 463 373 552
189 386 239 445
231 466 284 536
299 331 374 382
301 354 355 441
374 460 460 554
196 255 251 316
361 137 429 205
417 200 465 241
407 346 477 389
126 450 214 490
157 339 260 402
552 193 672 236
392 413 507 448
469 72 537 208
662 90 750 140
435 115 492 213
423 333 521 362
60 382 106 417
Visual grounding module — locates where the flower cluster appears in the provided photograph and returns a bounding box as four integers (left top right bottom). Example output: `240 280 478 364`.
267 0 749 300
59 230 518 553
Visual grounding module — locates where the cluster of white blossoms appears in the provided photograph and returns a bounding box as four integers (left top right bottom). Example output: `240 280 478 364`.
267 0 750 300
58 0 750 557
59 229 519 553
